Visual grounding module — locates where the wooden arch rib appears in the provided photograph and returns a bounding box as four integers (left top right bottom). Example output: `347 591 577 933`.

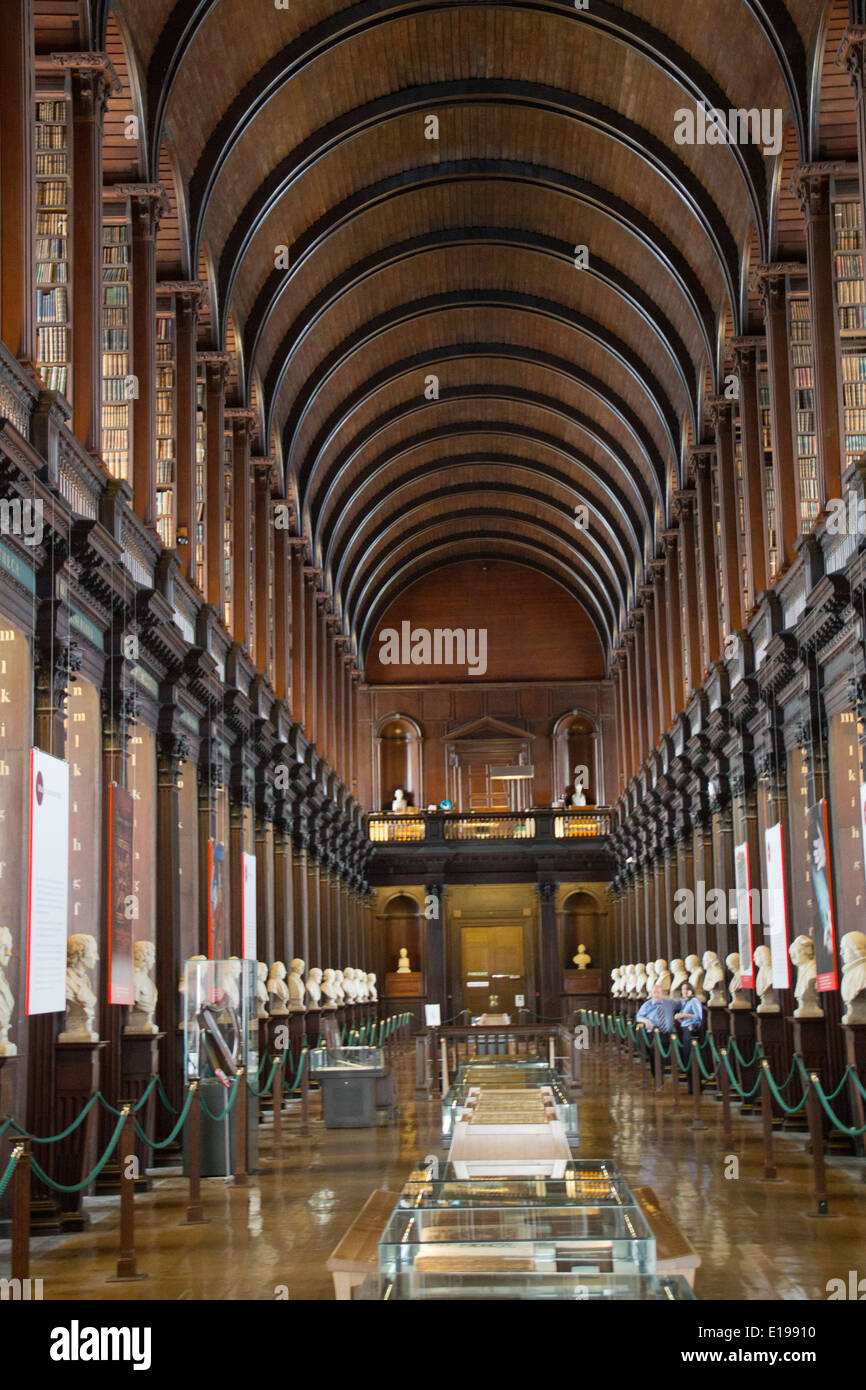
325 445 638 597
337 486 629 619
143 0 808 185
244 160 716 390
209 80 743 332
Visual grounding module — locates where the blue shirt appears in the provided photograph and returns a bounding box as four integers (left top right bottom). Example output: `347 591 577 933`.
675 997 703 1029
635 998 671 1030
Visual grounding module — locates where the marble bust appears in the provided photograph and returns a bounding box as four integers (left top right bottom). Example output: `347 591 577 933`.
256 962 270 1020
391 787 408 813
288 958 306 1009
321 968 339 1009
179 954 206 996
305 967 322 1008
702 950 726 1008
634 963 648 999
357 971 370 1002
59 933 99 1042
725 951 750 1009
572 943 592 969
754 945 779 1013
789 935 822 1019
333 968 346 1004
224 957 242 1011
670 958 688 997
840 931 866 1025
644 962 656 996
367 972 378 1002
685 953 705 1001
0 925 17 1055
342 967 356 1002
654 958 672 995
127 940 159 1034
569 769 587 807
610 966 622 997
267 960 289 1015
396 947 411 973
623 963 637 998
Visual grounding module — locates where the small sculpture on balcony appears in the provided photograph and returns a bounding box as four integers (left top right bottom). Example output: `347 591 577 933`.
391 787 408 813
569 768 587 807
397 947 411 973
572 943 591 969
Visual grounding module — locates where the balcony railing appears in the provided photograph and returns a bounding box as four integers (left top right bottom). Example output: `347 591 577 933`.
368 808 610 843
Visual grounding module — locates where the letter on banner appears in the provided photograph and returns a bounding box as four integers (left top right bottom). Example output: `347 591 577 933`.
763 822 790 989
733 841 754 986
107 782 135 1003
807 799 837 990
26 749 70 1013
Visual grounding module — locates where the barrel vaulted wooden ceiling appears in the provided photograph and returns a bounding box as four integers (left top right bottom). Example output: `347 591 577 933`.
44 1 852 666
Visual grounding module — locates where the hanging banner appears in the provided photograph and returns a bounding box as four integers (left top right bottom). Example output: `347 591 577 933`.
242 851 256 960
763 822 790 989
107 782 135 1005
207 840 227 959
733 840 754 987
26 749 69 1015
860 783 866 890
807 799 838 990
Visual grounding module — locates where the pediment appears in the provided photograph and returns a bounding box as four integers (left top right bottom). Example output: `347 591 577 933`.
443 716 533 743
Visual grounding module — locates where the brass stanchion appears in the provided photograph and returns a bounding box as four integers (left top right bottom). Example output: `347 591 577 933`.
653 1032 664 1091
690 1047 707 1131
759 1062 778 1182
805 1074 829 1216
271 1056 283 1152
183 1084 209 1225
300 1048 310 1137
719 1049 734 1148
234 1073 248 1187
10 1137 30 1281
107 1103 147 1282
671 1037 680 1112
638 1028 649 1088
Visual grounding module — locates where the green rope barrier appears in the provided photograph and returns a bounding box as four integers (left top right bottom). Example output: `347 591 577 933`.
0 1148 20 1200
654 1031 671 1059
156 1074 179 1116
283 1047 308 1094
823 1065 855 1104
671 1035 690 1075
10 1091 100 1143
849 1067 866 1104
133 1085 196 1150
720 1047 761 1100
246 1054 282 1099
811 1076 866 1137
693 1038 716 1082
764 1066 809 1114
198 1075 241 1122
30 1111 126 1193
727 1038 762 1070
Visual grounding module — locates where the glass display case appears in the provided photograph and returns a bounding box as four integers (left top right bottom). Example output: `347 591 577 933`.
356 1271 696 1300
309 1044 385 1073
442 1078 577 1139
183 957 258 1084
378 1201 655 1279
398 1169 635 1210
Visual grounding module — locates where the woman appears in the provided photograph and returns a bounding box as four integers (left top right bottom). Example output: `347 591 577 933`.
674 981 703 1094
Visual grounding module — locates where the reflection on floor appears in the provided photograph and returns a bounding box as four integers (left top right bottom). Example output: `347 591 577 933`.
2 1042 864 1300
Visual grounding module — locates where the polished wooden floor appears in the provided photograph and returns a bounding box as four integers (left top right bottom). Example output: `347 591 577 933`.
2 1041 865 1300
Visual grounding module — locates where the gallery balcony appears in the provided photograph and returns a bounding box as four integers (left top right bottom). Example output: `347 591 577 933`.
367 808 614 885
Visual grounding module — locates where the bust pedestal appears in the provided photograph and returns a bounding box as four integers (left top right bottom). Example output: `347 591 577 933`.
121 1030 165 1186
54 1039 108 1229
0 1054 19 1236
385 970 424 998
789 1016 826 1137
727 1008 758 1113
707 1008 730 1097
756 1012 788 1125
843 1023 866 1157
304 1008 322 1051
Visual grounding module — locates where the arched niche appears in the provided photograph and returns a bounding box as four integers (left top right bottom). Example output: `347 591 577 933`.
375 714 423 810
560 889 605 973
552 711 601 805
382 891 423 979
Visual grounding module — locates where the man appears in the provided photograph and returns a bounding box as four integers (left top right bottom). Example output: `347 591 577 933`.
635 985 672 1081
674 981 703 1094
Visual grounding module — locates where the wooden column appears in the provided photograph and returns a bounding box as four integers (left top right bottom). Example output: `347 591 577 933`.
316 595 329 760
61 56 115 451
640 588 658 750
673 491 701 697
754 266 800 570
253 459 273 674
650 562 668 734
289 540 306 724
292 837 311 966
273 821 293 964
611 654 628 794
202 354 229 615
272 505 291 703
662 531 683 722
228 412 254 652
303 570 319 745
118 185 166 527
631 610 648 767
349 669 361 800
165 283 201 583
326 616 339 770
154 729 188 1119
731 339 769 605
690 449 720 671
623 632 638 777
0 0 35 362
794 166 843 505
707 400 743 639
336 640 349 781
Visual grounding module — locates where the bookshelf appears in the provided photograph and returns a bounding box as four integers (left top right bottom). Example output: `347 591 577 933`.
155 300 176 548
787 291 819 531
101 198 132 480
195 369 206 592
35 97 71 396
758 351 778 581
831 197 866 474
223 428 233 630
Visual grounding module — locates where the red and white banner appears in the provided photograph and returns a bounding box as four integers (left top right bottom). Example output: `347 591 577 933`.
764 822 790 990
733 840 754 987
26 749 69 1014
242 851 256 961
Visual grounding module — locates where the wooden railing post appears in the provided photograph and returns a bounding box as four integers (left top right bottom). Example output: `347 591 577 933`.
233 1073 248 1187
691 1047 707 1131
805 1073 828 1216
183 1083 209 1225
719 1049 734 1148
759 1062 778 1182
10 1136 31 1281
271 1055 283 1153
108 1103 147 1282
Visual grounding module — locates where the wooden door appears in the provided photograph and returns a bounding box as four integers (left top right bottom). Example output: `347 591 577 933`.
461 925 525 1014
464 758 511 811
